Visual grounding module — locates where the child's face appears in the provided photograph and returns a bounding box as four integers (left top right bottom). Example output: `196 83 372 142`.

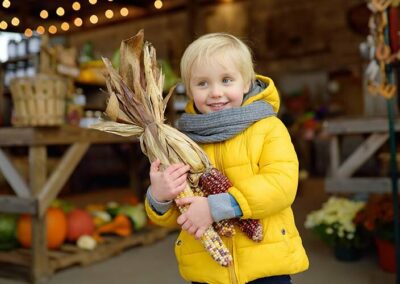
189 56 250 114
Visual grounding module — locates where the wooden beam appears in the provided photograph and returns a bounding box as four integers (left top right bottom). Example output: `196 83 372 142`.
329 136 339 176
0 126 137 147
325 178 400 193
29 146 50 283
38 142 89 216
0 196 37 214
336 133 389 178
324 117 400 134
0 148 31 198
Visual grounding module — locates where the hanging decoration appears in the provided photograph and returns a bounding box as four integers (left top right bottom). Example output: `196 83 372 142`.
365 0 398 99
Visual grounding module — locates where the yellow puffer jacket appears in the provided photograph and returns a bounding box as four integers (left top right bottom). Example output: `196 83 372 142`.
145 75 309 284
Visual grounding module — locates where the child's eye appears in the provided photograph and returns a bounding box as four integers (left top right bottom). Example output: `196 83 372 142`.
197 81 207 87
222 78 233 84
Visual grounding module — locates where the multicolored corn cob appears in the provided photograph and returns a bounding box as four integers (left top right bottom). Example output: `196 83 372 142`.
199 167 263 242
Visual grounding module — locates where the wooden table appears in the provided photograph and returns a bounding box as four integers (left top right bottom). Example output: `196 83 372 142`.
0 126 138 283
324 116 400 193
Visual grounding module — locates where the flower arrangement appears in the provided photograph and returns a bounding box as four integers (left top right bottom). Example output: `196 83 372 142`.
354 193 397 243
305 196 366 249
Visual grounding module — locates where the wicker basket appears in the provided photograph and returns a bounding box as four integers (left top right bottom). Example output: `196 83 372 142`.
10 74 67 126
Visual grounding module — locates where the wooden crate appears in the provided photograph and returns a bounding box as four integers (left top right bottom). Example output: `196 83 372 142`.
0 226 175 280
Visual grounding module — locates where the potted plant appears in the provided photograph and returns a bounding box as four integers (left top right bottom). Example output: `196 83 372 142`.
354 193 398 272
305 196 367 261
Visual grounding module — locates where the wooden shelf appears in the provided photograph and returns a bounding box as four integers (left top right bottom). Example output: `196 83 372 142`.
1 54 39 66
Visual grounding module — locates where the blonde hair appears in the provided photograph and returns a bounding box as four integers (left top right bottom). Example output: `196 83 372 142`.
180 33 255 95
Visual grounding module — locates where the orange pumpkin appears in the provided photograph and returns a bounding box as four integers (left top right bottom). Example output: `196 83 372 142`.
17 207 67 249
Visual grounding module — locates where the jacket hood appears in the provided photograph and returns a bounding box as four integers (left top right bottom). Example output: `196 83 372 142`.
184 75 280 114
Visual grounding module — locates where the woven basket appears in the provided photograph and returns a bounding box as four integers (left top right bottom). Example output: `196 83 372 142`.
10 74 67 126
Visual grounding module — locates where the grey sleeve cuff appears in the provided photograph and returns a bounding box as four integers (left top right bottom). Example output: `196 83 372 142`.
146 186 173 215
207 193 237 222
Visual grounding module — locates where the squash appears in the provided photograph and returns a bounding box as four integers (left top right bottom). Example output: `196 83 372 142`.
95 214 132 237
17 207 67 249
66 209 95 242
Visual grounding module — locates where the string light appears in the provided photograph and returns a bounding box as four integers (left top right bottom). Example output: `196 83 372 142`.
48 25 57 34
105 9 114 19
74 17 83 27
36 26 45 35
154 0 163 9
1 0 138 33
61 22 70 31
24 28 33 37
120 7 129 17
72 2 81 11
2 1 10 9
40 10 48 19
11 17 19 26
56 7 65 16
0 21 7 30
89 15 98 24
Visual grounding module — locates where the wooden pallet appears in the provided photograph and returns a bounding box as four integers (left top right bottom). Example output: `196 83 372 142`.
0 226 175 275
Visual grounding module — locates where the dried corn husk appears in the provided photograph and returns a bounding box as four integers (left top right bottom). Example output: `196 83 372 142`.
91 30 232 267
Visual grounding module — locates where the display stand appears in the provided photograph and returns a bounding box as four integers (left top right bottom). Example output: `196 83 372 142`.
324 116 400 193
0 126 141 283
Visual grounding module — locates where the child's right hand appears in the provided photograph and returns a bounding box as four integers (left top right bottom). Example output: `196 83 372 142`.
149 159 190 203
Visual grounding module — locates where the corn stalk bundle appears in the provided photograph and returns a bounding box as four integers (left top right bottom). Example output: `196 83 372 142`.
91 30 232 267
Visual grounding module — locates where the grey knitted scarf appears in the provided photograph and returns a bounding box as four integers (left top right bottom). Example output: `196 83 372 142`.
177 80 276 143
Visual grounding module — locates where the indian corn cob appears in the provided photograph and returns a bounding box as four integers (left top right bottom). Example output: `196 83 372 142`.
200 168 264 242
91 30 232 266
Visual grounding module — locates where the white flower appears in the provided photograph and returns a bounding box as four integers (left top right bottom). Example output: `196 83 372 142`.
304 196 365 241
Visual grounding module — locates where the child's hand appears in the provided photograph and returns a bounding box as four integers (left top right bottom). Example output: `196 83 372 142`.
149 159 190 202
176 197 213 239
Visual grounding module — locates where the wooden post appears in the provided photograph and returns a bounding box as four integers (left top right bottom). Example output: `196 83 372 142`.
329 136 339 176
29 146 50 283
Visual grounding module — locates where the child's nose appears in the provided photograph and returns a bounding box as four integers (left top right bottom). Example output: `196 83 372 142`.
210 85 223 97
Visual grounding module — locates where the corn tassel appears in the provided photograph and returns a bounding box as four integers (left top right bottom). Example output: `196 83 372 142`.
200 168 264 242
91 30 232 266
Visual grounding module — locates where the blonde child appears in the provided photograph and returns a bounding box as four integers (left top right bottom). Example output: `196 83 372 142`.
145 33 309 284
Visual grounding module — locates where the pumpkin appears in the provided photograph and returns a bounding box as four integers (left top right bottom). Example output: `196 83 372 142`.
17 207 67 249
66 208 95 242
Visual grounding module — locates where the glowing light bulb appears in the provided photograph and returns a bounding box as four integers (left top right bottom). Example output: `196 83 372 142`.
56 7 65 16
72 2 81 11
74 17 83 27
11 17 20 26
2 1 10 9
0 21 8 30
90 15 98 24
105 9 114 19
120 7 128 16
40 10 48 19
61 22 70 31
154 0 163 9
25 28 33 37
37 26 45 34
89 0 97 4
49 25 57 34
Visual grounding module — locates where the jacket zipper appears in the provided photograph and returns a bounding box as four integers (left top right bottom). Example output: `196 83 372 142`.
214 142 239 284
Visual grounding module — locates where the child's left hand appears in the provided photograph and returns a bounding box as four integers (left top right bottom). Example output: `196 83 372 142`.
176 196 213 239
